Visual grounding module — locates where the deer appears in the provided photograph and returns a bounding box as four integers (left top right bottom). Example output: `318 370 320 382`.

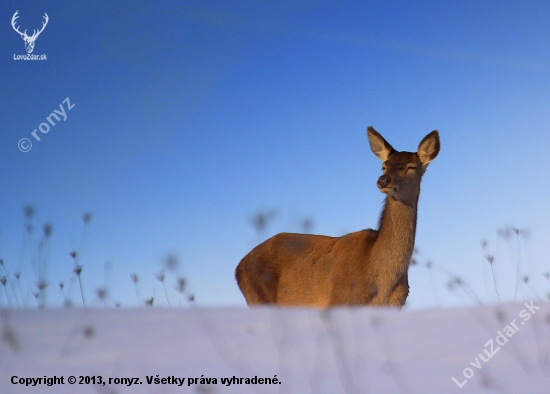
11 11 49 54
235 126 440 308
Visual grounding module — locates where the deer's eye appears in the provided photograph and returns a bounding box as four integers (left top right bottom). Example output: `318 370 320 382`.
407 166 417 172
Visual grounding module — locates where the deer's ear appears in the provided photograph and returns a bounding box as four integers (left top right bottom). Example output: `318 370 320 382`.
367 126 395 162
417 130 440 165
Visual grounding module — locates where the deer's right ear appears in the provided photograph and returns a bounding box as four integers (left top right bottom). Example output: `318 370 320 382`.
367 126 395 162
417 130 440 165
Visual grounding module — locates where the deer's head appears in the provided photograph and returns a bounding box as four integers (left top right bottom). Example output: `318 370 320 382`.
11 11 49 54
367 126 440 205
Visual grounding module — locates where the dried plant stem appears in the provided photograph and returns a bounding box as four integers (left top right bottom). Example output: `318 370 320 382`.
513 230 521 301
523 278 542 302
425 264 441 307
161 282 171 308
433 263 482 305
14 275 25 307
1 284 12 308
480 242 489 303
134 285 139 305
59 283 69 305
490 263 500 303
0 265 19 308
78 276 85 307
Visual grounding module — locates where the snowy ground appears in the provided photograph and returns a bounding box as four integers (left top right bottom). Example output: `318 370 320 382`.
1 302 549 394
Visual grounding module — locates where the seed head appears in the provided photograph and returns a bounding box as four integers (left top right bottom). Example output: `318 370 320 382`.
495 309 506 323
175 277 186 293
371 316 382 329
23 205 34 219
82 212 92 224
96 287 107 300
36 279 47 291
301 217 313 233
43 223 52 238
156 270 165 283
164 254 179 271
83 326 94 338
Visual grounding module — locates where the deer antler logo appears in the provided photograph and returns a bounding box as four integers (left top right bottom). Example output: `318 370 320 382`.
11 11 49 54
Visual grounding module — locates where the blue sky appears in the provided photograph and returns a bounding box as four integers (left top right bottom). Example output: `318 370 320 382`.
1 0 549 309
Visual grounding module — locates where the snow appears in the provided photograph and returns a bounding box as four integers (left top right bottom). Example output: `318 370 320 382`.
1 302 549 393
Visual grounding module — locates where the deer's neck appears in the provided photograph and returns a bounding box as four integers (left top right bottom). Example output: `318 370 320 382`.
373 196 418 274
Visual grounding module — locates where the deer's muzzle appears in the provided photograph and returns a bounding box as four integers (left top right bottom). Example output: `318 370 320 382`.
377 175 392 189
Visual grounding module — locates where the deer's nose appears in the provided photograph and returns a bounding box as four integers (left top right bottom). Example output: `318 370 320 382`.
377 175 392 188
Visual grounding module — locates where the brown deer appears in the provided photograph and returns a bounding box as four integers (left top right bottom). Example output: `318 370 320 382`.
235 127 440 307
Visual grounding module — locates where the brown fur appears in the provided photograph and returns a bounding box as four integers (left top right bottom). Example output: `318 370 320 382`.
236 126 440 308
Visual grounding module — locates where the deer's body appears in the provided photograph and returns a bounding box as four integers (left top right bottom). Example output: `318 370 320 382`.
236 127 440 307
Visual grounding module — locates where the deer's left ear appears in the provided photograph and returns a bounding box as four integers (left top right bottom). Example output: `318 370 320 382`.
417 130 440 165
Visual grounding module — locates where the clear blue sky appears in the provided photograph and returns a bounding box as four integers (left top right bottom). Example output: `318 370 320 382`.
1 0 549 309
